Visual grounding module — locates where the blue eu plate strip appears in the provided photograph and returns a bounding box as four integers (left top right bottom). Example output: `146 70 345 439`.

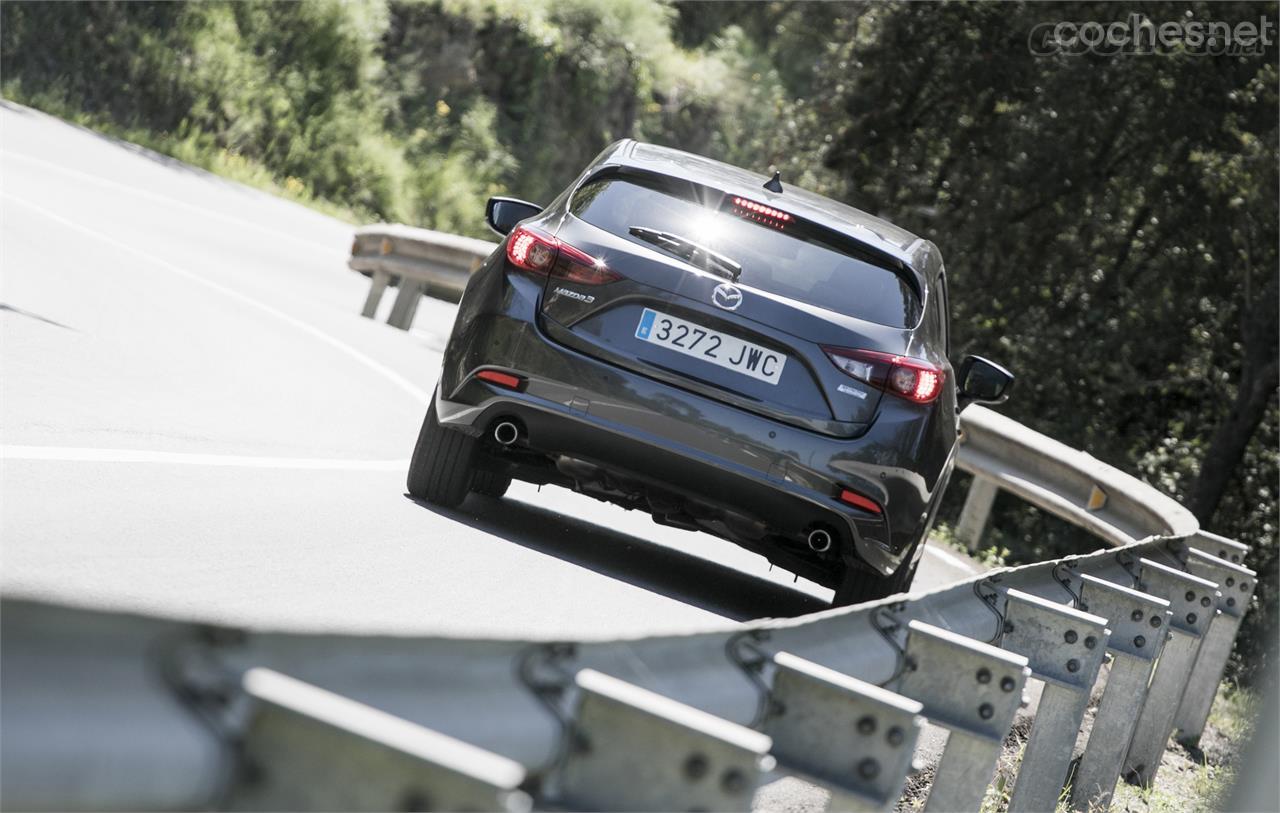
635 308 656 340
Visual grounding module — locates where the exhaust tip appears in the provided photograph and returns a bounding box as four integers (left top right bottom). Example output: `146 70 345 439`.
807 527 833 553
493 420 520 446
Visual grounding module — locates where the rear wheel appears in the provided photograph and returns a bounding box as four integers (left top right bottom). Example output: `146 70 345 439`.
406 394 478 508
471 468 511 498
832 556 920 607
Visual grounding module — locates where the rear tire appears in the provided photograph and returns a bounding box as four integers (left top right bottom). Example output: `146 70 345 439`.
832 556 920 607
471 469 511 498
406 394 478 508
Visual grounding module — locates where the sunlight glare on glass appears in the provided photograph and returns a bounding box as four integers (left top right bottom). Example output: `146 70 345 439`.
689 207 729 246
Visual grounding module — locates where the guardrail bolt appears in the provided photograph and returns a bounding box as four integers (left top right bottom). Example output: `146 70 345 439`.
1226 577 1235 587
1064 629 1078 644
1185 590 1196 602
1084 635 1098 649
1241 582 1250 591
1067 658 1080 673
399 790 429 812
857 758 881 780
720 768 749 795
683 753 709 781
1187 613 1197 625
239 758 265 788
860 757 880 783
857 715 877 735
886 726 905 747
1149 615 1162 628
1000 676 1017 692
976 667 992 684
1134 635 1147 648
1200 596 1212 607
979 703 995 719
1227 597 1237 607
1130 609 1144 622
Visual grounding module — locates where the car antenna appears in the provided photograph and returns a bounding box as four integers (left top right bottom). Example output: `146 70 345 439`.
763 170 783 193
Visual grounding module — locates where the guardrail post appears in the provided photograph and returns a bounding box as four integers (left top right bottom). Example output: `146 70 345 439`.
1000 589 1111 813
956 477 1000 552
892 620 1030 812
1187 531 1250 566
559 669 774 811
1173 549 1257 745
360 269 392 319
1069 575 1171 811
230 668 530 812
1121 558 1219 787
386 279 424 330
761 651 924 812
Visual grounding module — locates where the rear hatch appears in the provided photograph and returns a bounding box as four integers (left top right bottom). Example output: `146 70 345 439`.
536 171 924 434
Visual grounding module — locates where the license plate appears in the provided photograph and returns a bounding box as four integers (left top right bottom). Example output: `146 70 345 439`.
635 308 787 385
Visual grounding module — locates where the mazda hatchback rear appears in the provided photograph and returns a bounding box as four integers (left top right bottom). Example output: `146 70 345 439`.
407 140 1012 604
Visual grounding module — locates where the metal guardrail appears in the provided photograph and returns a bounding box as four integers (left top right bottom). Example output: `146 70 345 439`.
954 405 1200 550
348 224 497 328
2 231 1260 812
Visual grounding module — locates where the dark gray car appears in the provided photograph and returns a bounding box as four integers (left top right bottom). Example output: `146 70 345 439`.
408 140 1012 605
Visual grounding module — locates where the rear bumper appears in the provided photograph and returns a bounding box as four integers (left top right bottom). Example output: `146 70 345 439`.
438 311 951 577
440 390 864 583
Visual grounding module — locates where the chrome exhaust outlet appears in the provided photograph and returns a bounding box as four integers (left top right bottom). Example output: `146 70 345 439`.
807 527 833 553
493 421 520 446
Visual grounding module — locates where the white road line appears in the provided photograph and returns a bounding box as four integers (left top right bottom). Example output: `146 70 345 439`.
923 542 980 573
1 150 338 256
2 193 432 404
1 445 407 471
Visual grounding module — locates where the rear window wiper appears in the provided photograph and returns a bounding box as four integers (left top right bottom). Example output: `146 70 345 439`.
628 226 742 281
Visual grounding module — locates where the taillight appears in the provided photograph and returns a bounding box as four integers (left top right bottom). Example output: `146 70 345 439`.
822 347 945 404
475 369 523 390
505 225 621 285
507 226 558 273
729 196 794 230
839 488 883 515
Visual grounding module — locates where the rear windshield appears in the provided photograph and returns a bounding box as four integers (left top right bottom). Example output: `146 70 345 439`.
569 175 921 328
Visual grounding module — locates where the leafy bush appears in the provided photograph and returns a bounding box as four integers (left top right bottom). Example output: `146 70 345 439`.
2 0 783 235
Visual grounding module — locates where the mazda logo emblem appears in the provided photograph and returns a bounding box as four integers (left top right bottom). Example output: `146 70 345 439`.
712 283 744 311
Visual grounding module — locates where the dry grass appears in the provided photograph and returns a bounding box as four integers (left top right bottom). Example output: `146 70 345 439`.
893 671 1257 813
1103 686 1257 813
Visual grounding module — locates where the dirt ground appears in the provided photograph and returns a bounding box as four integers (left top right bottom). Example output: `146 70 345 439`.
890 660 1257 813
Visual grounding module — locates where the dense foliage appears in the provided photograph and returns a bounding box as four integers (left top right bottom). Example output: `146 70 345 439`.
2 0 1275 681
696 1 1279 681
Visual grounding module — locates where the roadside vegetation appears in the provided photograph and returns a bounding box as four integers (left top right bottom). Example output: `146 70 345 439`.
959 682 1257 813
930 522 1010 570
1081 684 1256 812
2 0 1274 687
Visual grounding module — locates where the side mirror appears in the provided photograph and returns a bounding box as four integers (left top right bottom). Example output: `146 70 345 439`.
485 197 543 236
957 355 1014 411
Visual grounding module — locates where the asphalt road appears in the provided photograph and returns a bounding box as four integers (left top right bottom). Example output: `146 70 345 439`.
0 100 979 641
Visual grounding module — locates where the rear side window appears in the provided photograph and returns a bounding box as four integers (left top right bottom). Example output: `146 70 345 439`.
570 176 921 328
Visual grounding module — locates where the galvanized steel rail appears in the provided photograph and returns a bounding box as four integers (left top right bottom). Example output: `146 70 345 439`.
2 229 1259 811
348 224 497 328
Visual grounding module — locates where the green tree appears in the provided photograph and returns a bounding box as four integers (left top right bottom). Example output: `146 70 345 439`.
813 1 1278 679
